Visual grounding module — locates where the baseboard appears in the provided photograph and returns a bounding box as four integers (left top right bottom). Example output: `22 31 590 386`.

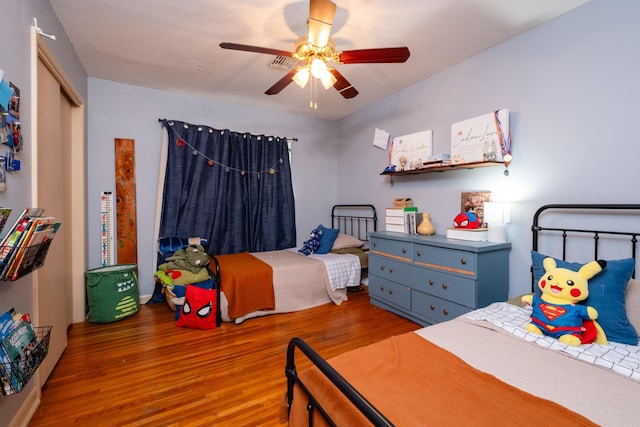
9 386 40 427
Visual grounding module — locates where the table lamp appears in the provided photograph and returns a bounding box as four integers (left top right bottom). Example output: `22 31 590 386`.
483 202 511 243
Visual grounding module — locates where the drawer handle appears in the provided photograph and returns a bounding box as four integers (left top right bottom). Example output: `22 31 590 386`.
380 286 384 291
389 268 393 273
402 248 407 253
443 309 449 316
373 242 377 247
416 250 421 256
441 283 447 289
388 290 393 295
428 279 434 286
460 258 467 265
430 304 435 311
380 265 385 271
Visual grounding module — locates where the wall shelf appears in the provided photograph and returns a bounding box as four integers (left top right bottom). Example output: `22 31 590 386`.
380 161 505 176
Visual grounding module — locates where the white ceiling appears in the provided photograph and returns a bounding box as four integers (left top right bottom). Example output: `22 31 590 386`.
49 0 589 120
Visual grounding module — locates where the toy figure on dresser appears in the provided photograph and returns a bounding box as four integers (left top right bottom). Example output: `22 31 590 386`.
453 212 479 229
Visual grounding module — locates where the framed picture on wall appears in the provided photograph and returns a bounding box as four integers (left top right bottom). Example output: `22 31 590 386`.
461 191 491 227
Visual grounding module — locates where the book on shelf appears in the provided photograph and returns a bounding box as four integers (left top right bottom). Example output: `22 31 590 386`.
0 208 45 263
385 206 418 233
0 308 16 394
0 209 60 280
445 227 489 241
7 218 60 280
404 210 417 234
0 319 38 393
385 207 405 217
385 223 405 233
0 209 12 236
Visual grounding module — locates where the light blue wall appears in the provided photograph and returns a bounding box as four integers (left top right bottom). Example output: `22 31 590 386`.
336 0 640 297
0 0 87 423
87 79 338 297
87 0 640 300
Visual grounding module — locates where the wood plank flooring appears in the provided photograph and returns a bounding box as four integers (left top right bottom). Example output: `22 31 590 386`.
28 289 419 426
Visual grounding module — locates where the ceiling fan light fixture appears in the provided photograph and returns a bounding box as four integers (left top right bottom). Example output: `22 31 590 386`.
320 70 337 89
310 57 328 79
292 67 310 88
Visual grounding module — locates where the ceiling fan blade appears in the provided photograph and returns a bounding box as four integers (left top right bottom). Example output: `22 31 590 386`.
265 69 298 95
338 47 411 64
308 0 336 47
220 42 294 58
329 68 358 99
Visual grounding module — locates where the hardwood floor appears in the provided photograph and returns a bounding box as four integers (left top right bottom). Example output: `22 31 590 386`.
28 289 418 426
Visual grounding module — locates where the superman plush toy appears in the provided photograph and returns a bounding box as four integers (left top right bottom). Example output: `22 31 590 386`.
522 257 607 346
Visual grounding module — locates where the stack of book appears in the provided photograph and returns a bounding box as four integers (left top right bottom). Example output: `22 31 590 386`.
385 207 418 234
0 208 61 281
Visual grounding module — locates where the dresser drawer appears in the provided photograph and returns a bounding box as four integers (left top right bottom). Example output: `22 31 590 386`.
370 237 412 261
369 254 412 283
410 267 477 308
413 244 476 275
412 291 472 324
369 276 411 310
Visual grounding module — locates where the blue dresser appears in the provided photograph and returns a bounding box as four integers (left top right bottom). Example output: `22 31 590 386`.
368 231 510 326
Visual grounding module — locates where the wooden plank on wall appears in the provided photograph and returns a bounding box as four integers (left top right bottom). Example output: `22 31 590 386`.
115 138 138 264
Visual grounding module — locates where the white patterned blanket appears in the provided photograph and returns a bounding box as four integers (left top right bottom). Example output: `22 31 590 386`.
309 252 361 291
466 302 640 382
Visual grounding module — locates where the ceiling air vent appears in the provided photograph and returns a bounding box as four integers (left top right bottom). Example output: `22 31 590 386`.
267 55 299 71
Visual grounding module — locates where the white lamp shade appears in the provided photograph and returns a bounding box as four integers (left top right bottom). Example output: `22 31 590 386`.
483 202 511 224
292 67 310 88
320 70 337 89
483 202 510 243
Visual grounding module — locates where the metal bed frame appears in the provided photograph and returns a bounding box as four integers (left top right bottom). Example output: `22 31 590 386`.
285 203 640 426
531 204 639 290
331 204 377 241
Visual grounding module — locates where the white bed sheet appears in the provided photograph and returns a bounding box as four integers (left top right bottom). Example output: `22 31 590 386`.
416 303 640 426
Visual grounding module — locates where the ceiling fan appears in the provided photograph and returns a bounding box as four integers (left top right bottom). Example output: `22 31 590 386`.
220 0 410 103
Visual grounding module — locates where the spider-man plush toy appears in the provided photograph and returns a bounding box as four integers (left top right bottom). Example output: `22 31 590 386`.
176 284 217 329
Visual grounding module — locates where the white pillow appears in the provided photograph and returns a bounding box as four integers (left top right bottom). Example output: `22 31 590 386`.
331 233 364 250
626 278 640 338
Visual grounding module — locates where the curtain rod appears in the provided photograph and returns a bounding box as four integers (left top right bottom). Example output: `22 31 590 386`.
158 118 297 142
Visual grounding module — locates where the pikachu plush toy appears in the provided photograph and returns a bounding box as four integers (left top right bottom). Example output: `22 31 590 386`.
522 257 607 346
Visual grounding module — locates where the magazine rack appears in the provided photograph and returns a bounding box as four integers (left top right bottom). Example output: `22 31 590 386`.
0 326 51 395
0 238 56 281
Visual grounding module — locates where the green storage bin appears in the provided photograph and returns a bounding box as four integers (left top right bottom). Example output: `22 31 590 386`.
86 264 139 323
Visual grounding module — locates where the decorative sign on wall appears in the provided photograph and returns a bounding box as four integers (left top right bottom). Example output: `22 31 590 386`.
389 130 433 171
451 109 509 164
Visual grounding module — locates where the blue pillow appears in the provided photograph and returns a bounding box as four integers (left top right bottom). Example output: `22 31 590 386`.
315 224 340 254
531 251 638 345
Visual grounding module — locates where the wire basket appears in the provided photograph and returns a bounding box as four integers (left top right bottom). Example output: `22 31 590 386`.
1 326 52 396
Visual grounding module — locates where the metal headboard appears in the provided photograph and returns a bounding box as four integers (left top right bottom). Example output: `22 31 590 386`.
531 204 640 290
331 204 377 241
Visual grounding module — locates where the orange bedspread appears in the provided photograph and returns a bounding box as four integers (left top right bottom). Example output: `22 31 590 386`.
287 332 597 426
214 252 274 319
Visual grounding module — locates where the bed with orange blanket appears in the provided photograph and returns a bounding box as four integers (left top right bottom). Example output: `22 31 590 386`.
213 204 377 324
282 204 640 426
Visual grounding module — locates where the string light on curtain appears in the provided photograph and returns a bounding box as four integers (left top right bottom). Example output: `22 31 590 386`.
165 121 287 178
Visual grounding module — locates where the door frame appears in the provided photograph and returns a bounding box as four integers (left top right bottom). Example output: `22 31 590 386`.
31 29 87 324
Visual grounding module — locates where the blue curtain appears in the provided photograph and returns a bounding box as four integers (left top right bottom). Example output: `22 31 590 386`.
159 120 296 255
